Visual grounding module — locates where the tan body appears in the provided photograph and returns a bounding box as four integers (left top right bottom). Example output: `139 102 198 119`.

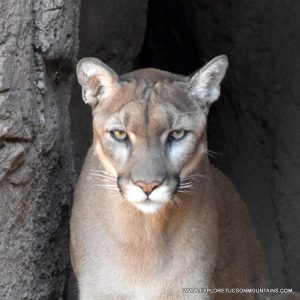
71 148 265 299
71 56 268 299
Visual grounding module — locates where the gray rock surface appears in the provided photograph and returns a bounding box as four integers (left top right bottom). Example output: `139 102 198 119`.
0 0 80 299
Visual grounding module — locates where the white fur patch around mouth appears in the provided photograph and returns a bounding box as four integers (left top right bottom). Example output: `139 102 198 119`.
125 184 171 214
125 185 148 203
148 185 170 203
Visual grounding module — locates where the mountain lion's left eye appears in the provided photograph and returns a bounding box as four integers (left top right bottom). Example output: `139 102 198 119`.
168 130 187 141
110 130 128 141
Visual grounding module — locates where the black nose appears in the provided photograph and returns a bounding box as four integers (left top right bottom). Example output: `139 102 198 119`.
135 181 160 195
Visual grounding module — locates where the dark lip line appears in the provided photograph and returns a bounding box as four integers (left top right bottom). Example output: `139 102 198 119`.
117 175 124 196
173 175 181 195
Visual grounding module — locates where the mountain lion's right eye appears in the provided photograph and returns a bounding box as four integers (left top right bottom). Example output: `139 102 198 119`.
110 130 128 141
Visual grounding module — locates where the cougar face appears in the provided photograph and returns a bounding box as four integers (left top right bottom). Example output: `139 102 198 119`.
77 56 228 213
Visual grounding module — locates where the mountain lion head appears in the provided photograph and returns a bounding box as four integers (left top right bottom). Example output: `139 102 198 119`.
76 56 228 213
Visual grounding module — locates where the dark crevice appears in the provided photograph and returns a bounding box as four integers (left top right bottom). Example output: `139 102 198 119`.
45 58 75 84
135 0 200 75
0 88 11 94
0 136 32 143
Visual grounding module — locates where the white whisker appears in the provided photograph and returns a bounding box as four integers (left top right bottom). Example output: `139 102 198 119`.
89 173 116 181
180 182 193 186
206 149 223 156
88 169 116 177
177 190 197 195
206 152 217 159
89 171 115 177
179 188 193 191
96 184 118 187
184 173 209 181
95 185 119 190
204 149 224 160
185 174 206 178
185 178 200 183
97 189 119 191
181 179 193 184
178 111 198 117
179 184 194 188
179 185 193 189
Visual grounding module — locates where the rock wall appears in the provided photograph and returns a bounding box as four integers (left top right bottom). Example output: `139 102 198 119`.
0 0 79 299
137 0 300 290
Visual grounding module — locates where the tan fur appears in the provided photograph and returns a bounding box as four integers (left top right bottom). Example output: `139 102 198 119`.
71 57 269 299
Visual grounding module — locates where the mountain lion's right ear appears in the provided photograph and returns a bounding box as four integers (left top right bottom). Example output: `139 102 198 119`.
76 57 120 108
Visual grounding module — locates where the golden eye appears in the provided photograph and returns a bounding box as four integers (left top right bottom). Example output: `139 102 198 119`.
169 130 187 141
111 130 128 141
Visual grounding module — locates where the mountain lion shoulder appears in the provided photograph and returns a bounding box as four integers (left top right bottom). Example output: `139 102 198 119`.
70 55 268 300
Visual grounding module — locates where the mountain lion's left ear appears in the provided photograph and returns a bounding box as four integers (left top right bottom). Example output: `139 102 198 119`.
76 57 120 109
188 55 228 105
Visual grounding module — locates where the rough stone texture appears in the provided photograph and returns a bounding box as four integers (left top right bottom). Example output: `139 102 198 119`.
0 0 79 299
136 0 300 291
70 0 149 173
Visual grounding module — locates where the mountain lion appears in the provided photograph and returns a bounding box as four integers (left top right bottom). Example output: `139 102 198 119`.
70 56 268 299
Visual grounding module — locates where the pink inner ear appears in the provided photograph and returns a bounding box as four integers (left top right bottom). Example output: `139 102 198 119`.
88 76 101 93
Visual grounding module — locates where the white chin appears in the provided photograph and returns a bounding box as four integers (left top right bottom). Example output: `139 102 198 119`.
134 201 163 214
